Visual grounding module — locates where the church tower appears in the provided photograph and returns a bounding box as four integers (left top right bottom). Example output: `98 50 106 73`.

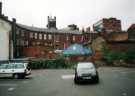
47 16 57 29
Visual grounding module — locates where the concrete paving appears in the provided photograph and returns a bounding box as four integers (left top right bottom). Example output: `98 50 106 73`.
0 67 135 96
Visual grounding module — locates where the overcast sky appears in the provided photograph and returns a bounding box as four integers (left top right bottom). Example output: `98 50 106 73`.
1 0 135 30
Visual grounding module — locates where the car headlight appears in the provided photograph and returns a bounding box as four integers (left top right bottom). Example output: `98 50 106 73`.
91 71 97 76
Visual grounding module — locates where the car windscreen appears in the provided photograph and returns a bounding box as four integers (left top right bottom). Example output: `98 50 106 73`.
0 64 14 69
0 64 8 69
14 64 24 69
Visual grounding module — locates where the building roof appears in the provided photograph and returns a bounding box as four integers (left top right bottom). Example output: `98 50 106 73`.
59 27 82 34
17 23 59 33
0 15 83 34
17 23 83 34
128 24 135 31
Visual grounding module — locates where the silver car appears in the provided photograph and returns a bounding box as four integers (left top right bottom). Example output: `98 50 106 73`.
74 62 99 84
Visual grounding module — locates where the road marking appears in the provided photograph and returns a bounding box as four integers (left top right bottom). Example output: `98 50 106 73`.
22 81 28 84
122 92 127 96
8 87 15 91
120 71 135 74
0 84 17 86
61 75 74 79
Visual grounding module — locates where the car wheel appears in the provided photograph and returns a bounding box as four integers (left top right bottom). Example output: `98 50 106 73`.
94 75 99 83
74 76 79 84
18 73 25 79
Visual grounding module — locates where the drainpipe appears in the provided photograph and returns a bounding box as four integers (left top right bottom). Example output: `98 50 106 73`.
12 18 17 59
0 2 2 16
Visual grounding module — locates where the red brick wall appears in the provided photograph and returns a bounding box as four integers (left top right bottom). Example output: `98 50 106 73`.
74 35 83 43
108 32 128 41
108 43 132 51
22 46 56 59
22 47 45 57
103 18 121 32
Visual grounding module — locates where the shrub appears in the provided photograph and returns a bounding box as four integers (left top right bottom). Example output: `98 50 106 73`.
101 44 135 65
28 56 77 69
125 48 135 63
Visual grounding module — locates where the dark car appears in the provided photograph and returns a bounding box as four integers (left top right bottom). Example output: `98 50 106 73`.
74 62 99 84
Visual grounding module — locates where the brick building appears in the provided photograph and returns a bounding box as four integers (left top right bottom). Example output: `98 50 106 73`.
1 2 134 61
0 2 96 60
12 17 94 59
127 24 135 41
93 18 121 32
91 21 134 60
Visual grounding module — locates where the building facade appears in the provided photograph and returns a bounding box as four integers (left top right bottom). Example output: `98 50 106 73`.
93 18 121 32
0 2 96 60
0 2 13 61
127 24 135 41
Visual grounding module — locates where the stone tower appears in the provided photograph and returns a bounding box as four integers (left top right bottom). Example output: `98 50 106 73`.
47 16 57 29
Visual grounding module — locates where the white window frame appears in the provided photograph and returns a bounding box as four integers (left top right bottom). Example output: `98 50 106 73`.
66 35 69 40
48 34 52 40
39 33 42 40
35 33 37 39
30 32 33 38
73 36 75 41
44 34 47 40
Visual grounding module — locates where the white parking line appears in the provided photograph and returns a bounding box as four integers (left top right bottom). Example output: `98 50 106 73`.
0 84 17 86
8 87 15 91
120 71 135 74
22 81 28 84
61 75 74 79
122 92 127 96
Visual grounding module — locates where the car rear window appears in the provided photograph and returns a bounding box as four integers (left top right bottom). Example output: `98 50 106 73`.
77 62 95 69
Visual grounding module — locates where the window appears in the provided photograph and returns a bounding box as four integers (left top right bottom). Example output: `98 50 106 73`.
66 36 69 40
17 40 20 46
30 32 33 38
55 35 59 42
37 42 40 45
21 31 25 37
81 36 84 42
44 43 47 46
73 36 75 41
32 42 36 46
25 41 29 46
44 34 47 40
21 40 24 46
16 29 19 35
48 34 52 40
39 33 42 40
35 33 37 39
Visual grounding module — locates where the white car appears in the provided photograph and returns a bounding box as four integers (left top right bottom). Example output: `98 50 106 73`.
74 62 99 84
0 63 31 79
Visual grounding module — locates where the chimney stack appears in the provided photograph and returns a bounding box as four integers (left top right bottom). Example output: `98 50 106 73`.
0 2 2 15
12 18 16 23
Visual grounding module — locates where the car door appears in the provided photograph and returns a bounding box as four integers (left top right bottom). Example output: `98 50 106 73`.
0 64 7 73
4 64 14 74
13 63 25 73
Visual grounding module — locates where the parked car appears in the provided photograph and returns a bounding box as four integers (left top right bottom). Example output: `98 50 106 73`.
74 62 99 84
0 62 31 79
